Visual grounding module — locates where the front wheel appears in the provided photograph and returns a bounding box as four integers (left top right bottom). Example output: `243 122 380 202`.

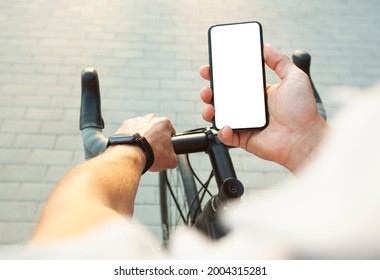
159 154 201 243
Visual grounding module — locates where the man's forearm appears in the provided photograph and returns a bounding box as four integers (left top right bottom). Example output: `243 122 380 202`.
30 145 145 243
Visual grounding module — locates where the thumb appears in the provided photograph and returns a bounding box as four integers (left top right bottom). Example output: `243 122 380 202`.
264 44 296 80
218 126 234 146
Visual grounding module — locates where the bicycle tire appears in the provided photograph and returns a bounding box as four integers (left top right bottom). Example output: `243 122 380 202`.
159 154 201 243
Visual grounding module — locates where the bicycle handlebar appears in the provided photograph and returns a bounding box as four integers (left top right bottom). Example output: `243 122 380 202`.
80 69 222 160
80 68 107 160
171 129 215 154
292 50 327 120
80 68 104 131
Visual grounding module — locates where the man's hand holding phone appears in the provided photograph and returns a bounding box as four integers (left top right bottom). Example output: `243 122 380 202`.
200 43 329 173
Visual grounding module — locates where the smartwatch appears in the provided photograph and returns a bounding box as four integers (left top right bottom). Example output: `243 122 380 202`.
106 133 154 174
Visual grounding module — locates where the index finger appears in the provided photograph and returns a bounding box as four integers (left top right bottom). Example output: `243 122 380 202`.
199 65 210 81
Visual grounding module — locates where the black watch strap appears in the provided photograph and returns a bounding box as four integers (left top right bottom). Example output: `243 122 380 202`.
106 133 155 174
135 134 155 174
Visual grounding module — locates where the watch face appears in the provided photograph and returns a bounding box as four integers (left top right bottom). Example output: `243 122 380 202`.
108 134 139 145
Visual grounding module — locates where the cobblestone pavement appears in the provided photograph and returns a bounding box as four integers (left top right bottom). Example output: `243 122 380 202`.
0 0 379 247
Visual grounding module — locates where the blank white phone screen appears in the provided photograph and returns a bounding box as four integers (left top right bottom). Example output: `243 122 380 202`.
209 22 266 129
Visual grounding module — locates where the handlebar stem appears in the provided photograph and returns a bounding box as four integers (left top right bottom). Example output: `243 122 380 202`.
205 128 237 189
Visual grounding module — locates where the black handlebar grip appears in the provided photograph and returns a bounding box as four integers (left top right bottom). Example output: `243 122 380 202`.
292 50 322 105
80 68 104 130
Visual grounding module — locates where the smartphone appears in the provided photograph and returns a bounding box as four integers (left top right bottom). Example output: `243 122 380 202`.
208 21 267 130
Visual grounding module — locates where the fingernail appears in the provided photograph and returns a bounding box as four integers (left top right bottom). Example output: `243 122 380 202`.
220 127 226 139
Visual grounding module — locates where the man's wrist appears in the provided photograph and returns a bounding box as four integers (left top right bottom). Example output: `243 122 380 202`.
106 133 155 174
105 145 146 174
283 119 330 173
